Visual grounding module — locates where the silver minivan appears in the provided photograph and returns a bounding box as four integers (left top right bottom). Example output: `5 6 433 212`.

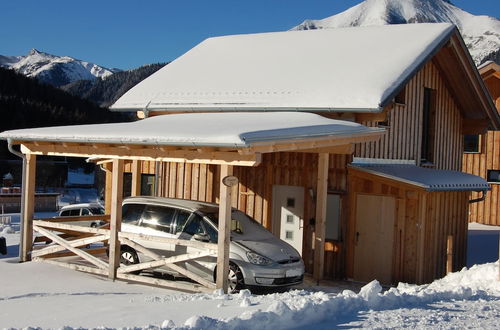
59 203 106 228
120 196 305 292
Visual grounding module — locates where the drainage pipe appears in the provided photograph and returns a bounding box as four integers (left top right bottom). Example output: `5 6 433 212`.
7 138 26 261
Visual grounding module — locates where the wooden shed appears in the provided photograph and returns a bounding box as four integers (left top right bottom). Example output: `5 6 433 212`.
347 164 489 284
463 61 500 225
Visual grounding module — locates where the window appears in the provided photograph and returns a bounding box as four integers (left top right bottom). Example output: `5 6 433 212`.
174 210 192 233
421 88 436 163
60 210 70 217
122 203 145 223
123 173 155 197
487 170 500 183
81 208 91 216
464 135 481 153
140 205 176 232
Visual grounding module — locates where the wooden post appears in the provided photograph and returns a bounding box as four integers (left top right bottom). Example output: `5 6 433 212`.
216 164 233 293
446 235 453 274
108 159 124 280
20 153 36 262
314 153 329 282
131 160 142 196
104 162 113 215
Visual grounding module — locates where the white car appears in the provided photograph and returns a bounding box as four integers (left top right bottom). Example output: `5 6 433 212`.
58 203 106 228
120 196 305 292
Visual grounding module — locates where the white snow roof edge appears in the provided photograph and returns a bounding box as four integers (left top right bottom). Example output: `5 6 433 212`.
349 164 490 192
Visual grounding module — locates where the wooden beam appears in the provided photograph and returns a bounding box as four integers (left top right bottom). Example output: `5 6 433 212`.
314 153 329 282
462 119 490 134
131 160 142 196
104 163 112 215
241 131 384 155
20 143 261 167
295 144 354 154
32 234 109 258
216 164 233 292
21 153 36 262
109 158 124 280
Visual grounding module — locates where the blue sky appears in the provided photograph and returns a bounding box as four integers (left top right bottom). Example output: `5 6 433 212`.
1 0 498 70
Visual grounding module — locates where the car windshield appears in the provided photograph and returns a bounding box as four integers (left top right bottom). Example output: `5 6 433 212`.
205 210 275 240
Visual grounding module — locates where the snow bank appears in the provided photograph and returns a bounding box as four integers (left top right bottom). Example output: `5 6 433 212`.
156 262 500 330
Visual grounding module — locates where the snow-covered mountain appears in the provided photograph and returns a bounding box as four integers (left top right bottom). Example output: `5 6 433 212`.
292 0 499 66
0 49 120 87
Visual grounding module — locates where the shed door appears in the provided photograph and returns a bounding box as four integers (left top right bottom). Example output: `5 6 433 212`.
272 185 304 255
354 194 395 284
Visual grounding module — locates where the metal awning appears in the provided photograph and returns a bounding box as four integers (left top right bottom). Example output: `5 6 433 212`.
350 163 490 192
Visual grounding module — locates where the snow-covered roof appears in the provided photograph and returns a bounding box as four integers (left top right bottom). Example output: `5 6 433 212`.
110 23 455 113
350 163 490 192
0 112 383 148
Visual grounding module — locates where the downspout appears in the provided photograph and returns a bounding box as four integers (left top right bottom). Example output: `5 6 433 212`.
469 190 487 204
7 138 26 261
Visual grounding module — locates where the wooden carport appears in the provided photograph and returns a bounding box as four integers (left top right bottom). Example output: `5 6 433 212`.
2 112 383 292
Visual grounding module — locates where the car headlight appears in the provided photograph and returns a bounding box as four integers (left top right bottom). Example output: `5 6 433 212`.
246 251 273 265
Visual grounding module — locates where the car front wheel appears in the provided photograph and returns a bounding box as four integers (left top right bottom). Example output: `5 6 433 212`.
228 263 245 293
120 246 140 275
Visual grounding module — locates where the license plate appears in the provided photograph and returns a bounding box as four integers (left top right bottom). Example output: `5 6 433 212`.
286 268 302 277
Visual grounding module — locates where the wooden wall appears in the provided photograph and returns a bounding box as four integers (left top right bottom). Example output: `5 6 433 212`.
355 60 463 171
463 131 500 225
347 168 470 284
134 152 352 278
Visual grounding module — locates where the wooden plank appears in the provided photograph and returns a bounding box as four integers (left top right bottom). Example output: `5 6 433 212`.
119 231 218 251
34 258 109 276
118 250 213 274
21 143 261 167
33 220 111 235
131 160 142 196
37 214 110 223
33 225 108 269
109 158 124 280
314 153 329 281
117 273 213 293
216 164 233 293
21 153 36 262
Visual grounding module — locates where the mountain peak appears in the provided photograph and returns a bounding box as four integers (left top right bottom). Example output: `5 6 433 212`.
291 0 499 65
28 48 42 56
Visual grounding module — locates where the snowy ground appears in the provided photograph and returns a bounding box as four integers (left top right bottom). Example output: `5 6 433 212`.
1 214 499 329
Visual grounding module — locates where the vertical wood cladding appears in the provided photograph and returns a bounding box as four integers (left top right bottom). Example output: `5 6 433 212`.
463 131 500 225
347 170 470 284
355 60 463 171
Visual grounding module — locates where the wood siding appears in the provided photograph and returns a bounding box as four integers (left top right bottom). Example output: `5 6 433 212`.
355 60 464 171
463 131 500 225
347 169 470 284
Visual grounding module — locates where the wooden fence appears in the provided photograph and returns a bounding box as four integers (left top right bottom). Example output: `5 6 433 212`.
31 215 217 293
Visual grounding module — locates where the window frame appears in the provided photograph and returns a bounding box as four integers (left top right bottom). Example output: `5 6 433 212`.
487 169 500 184
463 134 482 153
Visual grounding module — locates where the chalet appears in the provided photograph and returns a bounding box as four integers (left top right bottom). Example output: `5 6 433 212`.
463 61 500 226
2 23 499 291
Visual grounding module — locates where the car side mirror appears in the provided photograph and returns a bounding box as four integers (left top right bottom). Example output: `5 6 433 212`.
193 233 210 242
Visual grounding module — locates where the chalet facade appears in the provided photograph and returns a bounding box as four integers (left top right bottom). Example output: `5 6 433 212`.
2 23 499 289
463 61 500 226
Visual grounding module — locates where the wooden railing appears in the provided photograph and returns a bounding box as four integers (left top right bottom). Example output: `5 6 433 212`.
31 215 217 293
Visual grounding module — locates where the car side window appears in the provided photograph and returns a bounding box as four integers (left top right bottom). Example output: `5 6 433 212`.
122 203 145 224
141 205 175 233
182 214 205 236
175 210 191 234
81 208 91 216
203 219 218 243
69 209 80 216
60 210 70 216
